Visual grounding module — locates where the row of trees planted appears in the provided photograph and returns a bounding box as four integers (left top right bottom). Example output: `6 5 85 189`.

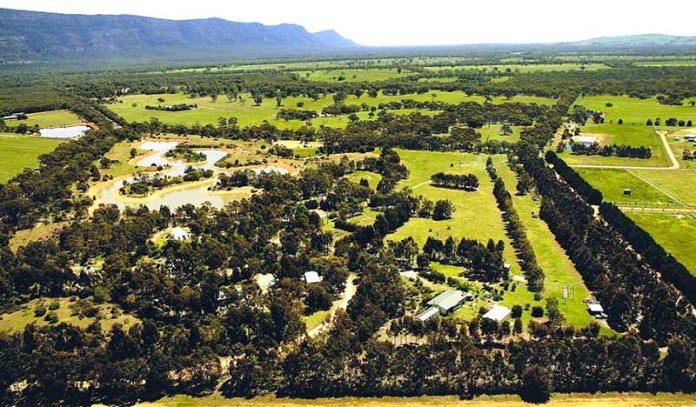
430 172 479 190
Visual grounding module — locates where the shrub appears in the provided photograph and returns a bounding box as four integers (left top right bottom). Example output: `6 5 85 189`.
531 306 544 318
34 306 47 317
44 312 59 324
48 301 60 311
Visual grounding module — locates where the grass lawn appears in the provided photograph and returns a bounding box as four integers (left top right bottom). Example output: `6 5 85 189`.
13 109 83 128
135 392 696 407
576 168 676 205
627 212 696 276
0 133 64 183
574 95 696 127
345 171 382 189
0 297 138 333
556 124 669 167
665 127 696 169
347 208 380 227
107 92 555 129
303 309 331 332
495 158 611 332
478 123 522 143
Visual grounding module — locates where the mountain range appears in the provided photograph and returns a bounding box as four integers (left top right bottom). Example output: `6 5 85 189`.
1 7 695 66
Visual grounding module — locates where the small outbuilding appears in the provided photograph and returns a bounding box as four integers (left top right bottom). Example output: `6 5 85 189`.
587 302 607 318
304 271 322 284
417 306 440 322
482 304 511 322
685 134 696 141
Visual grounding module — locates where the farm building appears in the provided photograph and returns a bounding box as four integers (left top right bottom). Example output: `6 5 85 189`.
572 135 598 146
304 271 322 284
482 304 511 322
168 226 191 241
587 302 608 319
685 134 696 141
2 113 24 121
427 289 471 314
417 306 440 322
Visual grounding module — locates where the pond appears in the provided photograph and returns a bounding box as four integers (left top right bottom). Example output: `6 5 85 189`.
93 141 287 210
40 125 91 139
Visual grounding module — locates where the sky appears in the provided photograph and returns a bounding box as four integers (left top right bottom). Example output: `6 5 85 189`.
1 0 695 46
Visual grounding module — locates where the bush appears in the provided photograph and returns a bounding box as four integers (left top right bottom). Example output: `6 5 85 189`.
48 301 60 311
531 306 544 318
511 304 523 318
44 312 59 324
34 306 47 317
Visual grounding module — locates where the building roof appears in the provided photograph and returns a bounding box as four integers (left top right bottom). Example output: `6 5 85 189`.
482 304 511 322
588 303 604 313
427 290 468 312
304 271 322 284
169 226 191 241
573 135 598 144
417 306 440 322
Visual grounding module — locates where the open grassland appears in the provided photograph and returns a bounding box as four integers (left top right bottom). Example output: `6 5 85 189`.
575 95 696 126
136 392 696 407
293 68 415 82
0 134 64 183
494 158 609 331
16 109 83 128
478 124 522 143
556 124 669 167
628 212 696 276
345 171 382 189
0 297 138 333
107 92 555 129
636 60 696 67
576 168 676 205
424 63 609 73
631 169 696 205
9 222 67 253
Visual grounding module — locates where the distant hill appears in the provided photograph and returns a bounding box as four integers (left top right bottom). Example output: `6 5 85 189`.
0 8 357 64
567 34 696 48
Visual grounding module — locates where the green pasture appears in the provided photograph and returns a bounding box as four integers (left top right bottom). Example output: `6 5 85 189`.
345 170 382 189
575 168 676 205
12 109 83 128
424 63 609 73
0 133 64 183
575 95 696 126
628 212 696 276
294 68 415 82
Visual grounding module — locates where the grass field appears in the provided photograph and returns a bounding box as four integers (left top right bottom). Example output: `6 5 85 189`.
9 222 67 252
576 168 676 205
631 169 696 206
107 92 555 129
556 124 669 167
494 158 607 331
628 212 696 276
0 133 64 183
424 63 609 73
0 297 138 333
345 171 382 189
478 124 522 143
136 392 696 407
575 95 696 126
14 109 83 128
294 68 415 82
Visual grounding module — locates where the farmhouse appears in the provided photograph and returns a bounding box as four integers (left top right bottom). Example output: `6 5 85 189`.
482 304 511 322
427 289 471 314
304 271 322 284
572 135 598 146
684 134 696 141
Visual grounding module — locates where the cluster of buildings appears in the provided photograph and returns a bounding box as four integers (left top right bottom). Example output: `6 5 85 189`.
416 289 512 323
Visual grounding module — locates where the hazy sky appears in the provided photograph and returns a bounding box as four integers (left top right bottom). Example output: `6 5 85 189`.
1 0 695 46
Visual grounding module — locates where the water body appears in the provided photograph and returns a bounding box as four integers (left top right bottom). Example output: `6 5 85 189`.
40 125 91 139
96 141 286 210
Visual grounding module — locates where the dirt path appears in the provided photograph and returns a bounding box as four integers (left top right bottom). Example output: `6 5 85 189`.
307 274 357 337
570 130 680 170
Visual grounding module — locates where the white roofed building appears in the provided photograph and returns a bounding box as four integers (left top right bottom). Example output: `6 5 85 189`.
417 306 440 322
427 290 470 315
304 271 322 284
572 135 598 146
482 304 511 322
168 226 191 241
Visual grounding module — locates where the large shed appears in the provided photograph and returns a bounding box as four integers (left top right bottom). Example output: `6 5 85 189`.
482 304 511 322
427 290 470 314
